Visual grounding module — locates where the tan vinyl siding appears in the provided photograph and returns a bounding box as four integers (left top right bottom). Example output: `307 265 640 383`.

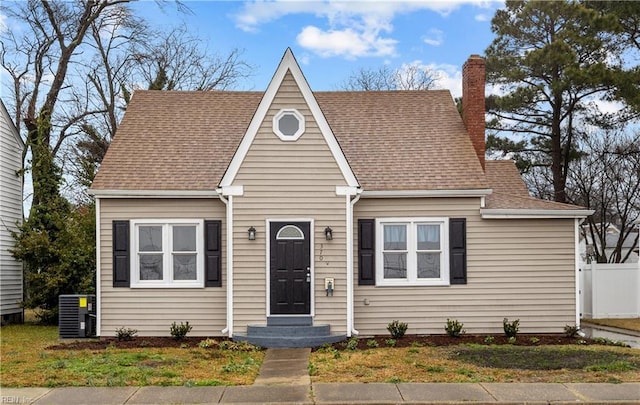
354 198 576 335
0 106 23 318
99 198 226 337
232 71 348 333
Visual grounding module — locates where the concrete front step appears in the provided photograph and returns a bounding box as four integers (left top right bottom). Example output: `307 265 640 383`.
247 324 330 337
267 316 312 326
234 333 346 348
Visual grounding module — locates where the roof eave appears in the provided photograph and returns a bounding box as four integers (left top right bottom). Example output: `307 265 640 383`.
360 189 492 198
89 189 220 198
480 208 595 219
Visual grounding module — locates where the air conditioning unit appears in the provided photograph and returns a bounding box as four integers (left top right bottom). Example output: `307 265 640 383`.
59 294 96 339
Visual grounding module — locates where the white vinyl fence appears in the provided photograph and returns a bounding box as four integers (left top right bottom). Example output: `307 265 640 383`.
580 262 640 319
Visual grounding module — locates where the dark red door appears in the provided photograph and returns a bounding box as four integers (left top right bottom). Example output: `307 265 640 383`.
270 222 311 315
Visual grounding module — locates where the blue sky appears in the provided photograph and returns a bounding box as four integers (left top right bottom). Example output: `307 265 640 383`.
133 0 503 96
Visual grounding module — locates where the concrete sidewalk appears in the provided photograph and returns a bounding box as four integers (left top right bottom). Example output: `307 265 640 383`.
2 348 639 404
2 382 640 404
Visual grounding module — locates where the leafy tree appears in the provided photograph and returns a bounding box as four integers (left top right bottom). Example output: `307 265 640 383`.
340 63 438 91
11 145 95 324
485 0 639 202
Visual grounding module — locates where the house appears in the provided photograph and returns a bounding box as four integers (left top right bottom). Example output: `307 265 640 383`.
90 49 592 346
0 100 24 324
579 224 639 264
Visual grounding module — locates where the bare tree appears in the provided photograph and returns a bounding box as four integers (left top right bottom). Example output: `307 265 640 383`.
567 131 640 263
1 0 131 208
340 63 438 91
134 25 252 91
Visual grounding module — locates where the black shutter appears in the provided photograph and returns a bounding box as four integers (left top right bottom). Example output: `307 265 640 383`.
112 220 130 288
358 219 375 285
449 218 467 285
204 220 222 287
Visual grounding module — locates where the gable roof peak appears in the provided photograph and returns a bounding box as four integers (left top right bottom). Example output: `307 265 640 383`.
218 48 359 188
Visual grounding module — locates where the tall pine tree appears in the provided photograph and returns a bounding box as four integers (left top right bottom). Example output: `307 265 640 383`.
485 0 639 202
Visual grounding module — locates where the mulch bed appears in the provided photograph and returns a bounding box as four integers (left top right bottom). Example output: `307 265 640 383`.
48 334 594 351
330 334 594 351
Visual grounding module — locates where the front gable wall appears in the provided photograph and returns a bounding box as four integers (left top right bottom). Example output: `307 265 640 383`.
231 70 349 333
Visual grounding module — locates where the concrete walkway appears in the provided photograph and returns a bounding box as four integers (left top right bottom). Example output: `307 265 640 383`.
2 348 639 404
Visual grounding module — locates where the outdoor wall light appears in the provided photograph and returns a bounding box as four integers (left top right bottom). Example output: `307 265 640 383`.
324 226 333 241
248 226 256 241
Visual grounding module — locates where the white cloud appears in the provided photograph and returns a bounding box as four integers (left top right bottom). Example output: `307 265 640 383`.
0 13 6 34
474 13 490 22
423 28 443 46
297 25 397 59
233 0 493 59
426 62 463 97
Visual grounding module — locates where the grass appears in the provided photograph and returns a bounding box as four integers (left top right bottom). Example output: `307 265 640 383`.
0 324 264 387
4 321 640 387
583 318 640 332
310 344 640 384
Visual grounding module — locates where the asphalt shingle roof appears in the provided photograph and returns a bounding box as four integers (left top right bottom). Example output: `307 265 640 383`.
92 90 488 192
91 90 587 214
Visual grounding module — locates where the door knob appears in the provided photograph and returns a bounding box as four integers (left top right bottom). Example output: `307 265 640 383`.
306 273 311 283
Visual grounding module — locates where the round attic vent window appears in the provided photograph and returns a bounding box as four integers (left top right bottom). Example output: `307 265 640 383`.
273 109 305 141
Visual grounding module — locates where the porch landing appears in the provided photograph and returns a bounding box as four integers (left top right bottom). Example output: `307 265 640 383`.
233 317 347 348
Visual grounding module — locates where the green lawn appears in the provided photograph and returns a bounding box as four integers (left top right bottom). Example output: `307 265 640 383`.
0 324 263 387
310 342 640 384
3 324 640 387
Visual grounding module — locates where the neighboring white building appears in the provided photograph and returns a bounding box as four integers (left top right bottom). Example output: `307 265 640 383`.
0 100 24 324
580 224 639 264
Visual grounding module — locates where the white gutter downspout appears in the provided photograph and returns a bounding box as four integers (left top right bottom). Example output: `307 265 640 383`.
340 187 362 337
217 193 231 336
575 218 581 328
217 185 243 338
95 197 101 336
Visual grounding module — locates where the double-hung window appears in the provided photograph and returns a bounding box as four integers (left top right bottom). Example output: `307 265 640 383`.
376 218 449 286
131 220 204 288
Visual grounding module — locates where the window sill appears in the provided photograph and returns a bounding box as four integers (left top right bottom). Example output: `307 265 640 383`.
375 280 450 287
130 282 204 289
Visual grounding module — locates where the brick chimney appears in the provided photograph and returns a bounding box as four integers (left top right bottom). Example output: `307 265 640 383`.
462 54 486 170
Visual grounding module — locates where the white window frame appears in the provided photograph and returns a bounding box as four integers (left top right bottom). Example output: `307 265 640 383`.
273 109 305 141
375 217 449 286
130 219 204 288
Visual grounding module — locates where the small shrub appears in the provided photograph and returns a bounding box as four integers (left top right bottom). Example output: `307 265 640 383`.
115 327 138 341
387 320 408 339
217 340 258 351
346 337 359 350
138 340 151 348
385 338 397 347
444 318 465 337
170 321 193 340
564 324 580 338
503 318 519 338
593 337 630 348
529 337 540 344
483 336 495 344
199 338 218 349
507 336 517 344
366 339 379 348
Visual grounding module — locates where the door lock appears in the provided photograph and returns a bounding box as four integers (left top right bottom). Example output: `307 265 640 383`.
306 273 311 283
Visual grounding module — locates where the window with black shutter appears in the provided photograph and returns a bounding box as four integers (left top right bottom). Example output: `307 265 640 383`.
358 219 375 285
112 220 130 287
449 218 467 285
204 220 222 287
